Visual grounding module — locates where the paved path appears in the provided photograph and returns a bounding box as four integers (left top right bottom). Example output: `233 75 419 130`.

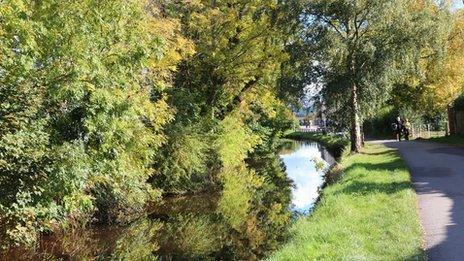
382 140 464 261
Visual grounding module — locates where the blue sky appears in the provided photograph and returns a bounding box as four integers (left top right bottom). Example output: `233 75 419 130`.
452 0 464 10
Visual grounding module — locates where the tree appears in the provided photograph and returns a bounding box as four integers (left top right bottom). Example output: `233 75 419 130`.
154 0 299 190
303 0 448 152
151 0 300 235
0 1 52 246
395 8 464 114
0 0 191 247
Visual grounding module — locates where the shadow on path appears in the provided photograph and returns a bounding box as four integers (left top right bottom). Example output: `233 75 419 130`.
383 140 464 261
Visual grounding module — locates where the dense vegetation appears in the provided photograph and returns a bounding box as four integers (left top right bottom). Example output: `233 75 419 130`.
269 143 425 260
7 153 293 260
1 0 190 247
1 0 463 255
0 0 302 249
284 132 348 159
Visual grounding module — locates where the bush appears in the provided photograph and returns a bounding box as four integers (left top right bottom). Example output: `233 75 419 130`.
284 132 349 159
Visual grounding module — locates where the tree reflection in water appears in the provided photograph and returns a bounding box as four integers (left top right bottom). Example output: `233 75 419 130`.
6 152 294 260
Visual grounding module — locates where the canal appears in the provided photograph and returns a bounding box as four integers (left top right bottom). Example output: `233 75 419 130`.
6 140 334 260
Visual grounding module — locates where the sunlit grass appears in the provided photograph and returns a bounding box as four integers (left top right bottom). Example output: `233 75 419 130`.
269 143 425 260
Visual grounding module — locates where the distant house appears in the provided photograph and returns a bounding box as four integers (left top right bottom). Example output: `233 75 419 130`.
448 96 464 135
292 101 326 131
293 106 315 127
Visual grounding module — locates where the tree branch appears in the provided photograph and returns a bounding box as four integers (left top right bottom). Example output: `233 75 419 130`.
320 16 347 39
217 77 260 119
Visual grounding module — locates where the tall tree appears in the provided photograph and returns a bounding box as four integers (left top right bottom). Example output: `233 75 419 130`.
392 8 464 114
153 0 299 236
154 0 299 192
304 0 447 152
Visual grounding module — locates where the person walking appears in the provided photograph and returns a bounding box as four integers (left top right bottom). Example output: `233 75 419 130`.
403 118 411 141
393 116 403 141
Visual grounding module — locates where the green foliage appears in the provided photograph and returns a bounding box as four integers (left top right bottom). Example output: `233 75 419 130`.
216 116 261 168
1 0 55 247
171 0 287 117
0 0 190 247
152 125 212 193
300 0 451 143
153 0 300 200
111 219 162 260
0 0 306 253
38 0 178 224
218 164 263 230
285 132 349 159
161 214 223 257
391 8 464 114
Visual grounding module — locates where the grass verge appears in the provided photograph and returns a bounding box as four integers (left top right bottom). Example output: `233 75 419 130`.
269 143 425 260
285 132 349 159
425 134 464 146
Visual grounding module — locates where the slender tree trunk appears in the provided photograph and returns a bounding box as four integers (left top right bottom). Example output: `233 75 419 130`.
350 81 362 153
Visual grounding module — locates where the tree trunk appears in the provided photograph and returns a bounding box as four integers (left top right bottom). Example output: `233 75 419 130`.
350 81 362 153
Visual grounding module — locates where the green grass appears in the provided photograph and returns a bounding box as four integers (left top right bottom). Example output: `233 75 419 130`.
269 143 425 261
285 132 349 159
426 134 464 146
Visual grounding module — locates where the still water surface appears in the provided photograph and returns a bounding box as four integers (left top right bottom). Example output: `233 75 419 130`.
280 141 335 213
5 141 333 260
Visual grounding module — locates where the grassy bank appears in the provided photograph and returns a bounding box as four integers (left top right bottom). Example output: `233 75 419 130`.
426 134 464 146
285 132 349 159
269 143 424 260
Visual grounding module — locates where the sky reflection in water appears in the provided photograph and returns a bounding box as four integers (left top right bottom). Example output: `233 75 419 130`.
280 141 334 213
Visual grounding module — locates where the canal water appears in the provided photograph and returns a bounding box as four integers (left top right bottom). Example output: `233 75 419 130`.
279 140 335 213
4 141 333 260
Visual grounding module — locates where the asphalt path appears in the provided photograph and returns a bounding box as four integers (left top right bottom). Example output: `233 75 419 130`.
382 140 464 261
